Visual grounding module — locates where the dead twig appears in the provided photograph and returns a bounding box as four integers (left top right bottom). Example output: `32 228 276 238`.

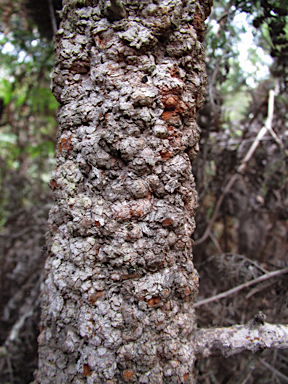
246 280 277 299
260 359 288 383
209 233 223 254
6 353 14 384
194 267 288 308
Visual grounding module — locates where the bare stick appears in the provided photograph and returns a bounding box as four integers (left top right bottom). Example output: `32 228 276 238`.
48 0 57 35
209 233 223 254
194 315 288 360
260 359 288 383
246 280 277 299
194 267 288 308
6 354 14 384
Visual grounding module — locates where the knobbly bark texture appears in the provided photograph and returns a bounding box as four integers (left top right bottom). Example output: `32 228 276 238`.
35 0 212 383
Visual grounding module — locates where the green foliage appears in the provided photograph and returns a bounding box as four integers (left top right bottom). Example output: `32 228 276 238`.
0 78 13 105
0 2 58 225
234 0 288 88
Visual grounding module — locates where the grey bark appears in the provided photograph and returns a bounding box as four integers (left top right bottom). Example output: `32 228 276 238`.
194 315 288 360
35 0 212 383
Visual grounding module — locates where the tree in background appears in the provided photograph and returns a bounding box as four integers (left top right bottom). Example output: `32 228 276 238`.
0 1 58 382
193 1 288 381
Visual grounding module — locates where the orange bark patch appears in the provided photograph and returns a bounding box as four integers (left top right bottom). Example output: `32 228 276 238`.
170 66 181 79
161 110 178 122
167 125 175 135
50 179 59 190
162 218 174 227
59 137 73 154
83 364 92 377
122 272 138 280
122 370 134 381
161 110 182 127
148 297 161 307
89 291 104 305
192 10 204 30
163 95 179 110
182 373 189 381
160 149 173 160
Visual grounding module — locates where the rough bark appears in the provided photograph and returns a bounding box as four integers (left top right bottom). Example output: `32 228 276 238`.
35 0 212 383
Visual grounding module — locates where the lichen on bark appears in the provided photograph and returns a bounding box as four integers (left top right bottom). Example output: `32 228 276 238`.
36 0 213 383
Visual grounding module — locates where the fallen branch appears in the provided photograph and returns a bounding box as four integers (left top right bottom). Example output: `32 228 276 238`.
194 267 288 308
194 313 288 359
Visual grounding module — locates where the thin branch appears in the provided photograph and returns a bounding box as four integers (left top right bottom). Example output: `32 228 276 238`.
216 252 269 276
7 309 34 343
48 0 57 35
194 267 288 308
209 233 223 254
246 280 277 299
2 273 44 344
6 354 14 384
194 315 288 360
260 359 288 383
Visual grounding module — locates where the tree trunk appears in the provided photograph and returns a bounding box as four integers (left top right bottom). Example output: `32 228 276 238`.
35 0 212 382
